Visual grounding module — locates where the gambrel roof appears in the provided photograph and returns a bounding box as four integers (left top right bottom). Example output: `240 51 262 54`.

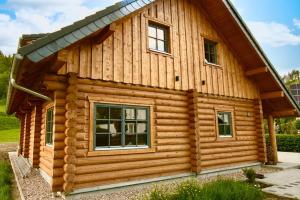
7 0 300 116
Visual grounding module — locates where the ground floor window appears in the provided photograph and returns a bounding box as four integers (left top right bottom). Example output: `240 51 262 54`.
217 111 233 137
45 108 54 145
94 103 150 149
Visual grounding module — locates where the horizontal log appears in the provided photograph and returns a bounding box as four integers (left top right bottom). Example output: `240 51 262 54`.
157 131 190 138
261 91 284 99
77 84 187 101
201 140 257 149
156 113 189 119
77 151 190 166
201 145 258 155
155 106 188 113
157 138 190 145
245 67 268 76
156 119 189 125
74 163 190 184
202 150 258 161
44 74 67 82
44 81 67 91
156 126 189 132
155 99 187 107
76 157 190 175
157 144 190 152
201 155 258 167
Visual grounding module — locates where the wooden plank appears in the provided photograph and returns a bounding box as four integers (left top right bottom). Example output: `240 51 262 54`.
123 18 133 83
113 22 123 82
141 13 151 86
91 43 103 80
245 67 268 76
261 91 284 99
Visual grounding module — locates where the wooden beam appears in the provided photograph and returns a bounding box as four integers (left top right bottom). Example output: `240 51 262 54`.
261 91 284 99
268 115 278 164
271 109 297 117
245 67 268 76
93 25 115 44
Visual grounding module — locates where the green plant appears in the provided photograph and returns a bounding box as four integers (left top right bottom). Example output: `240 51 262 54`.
243 168 256 183
295 120 300 130
144 179 264 200
0 161 12 200
266 134 300 152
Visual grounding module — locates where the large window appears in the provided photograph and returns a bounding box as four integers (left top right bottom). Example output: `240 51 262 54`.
148 22 170 53
204 39 218 64
217 112 233 137
45 108 54 145
94 104 150 149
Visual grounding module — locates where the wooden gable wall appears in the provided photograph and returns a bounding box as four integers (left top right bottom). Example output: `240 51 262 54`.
57 0 259 100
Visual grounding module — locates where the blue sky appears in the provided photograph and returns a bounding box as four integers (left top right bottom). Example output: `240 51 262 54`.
0 0 299 76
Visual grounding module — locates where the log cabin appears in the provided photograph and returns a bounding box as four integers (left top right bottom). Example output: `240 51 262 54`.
6 0 300 195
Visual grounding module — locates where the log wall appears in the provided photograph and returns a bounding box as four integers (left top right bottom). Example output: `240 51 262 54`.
197 95 263 169
22 111 31 158
57 0 259 100
73 78 192 190
29 105 42 167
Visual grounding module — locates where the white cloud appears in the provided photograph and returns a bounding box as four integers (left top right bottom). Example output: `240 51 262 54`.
293 18 300 29
0 0 119 55
247 21 300 47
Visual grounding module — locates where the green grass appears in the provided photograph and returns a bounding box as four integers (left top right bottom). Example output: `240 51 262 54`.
0 129 19 143
0 161 12 200
144 179 264 200
0 102 19 131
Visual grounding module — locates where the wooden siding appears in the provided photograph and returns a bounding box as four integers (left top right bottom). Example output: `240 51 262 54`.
73 78 191 190
29 106 42 167
197 95 263 169
57 0 259 99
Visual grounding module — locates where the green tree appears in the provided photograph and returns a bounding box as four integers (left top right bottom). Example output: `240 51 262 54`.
282 69 300 88
0 51 13 100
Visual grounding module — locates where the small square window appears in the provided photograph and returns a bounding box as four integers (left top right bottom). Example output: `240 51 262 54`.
217 112 233 137
204 39 218 64
148 22 170 53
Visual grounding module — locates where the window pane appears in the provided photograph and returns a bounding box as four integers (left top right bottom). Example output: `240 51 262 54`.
149 37 157 50
110 121 121 133
157 40 166 52
110 133 122 146
218 113 224 124
137 133 147 145
96 134 109 147
224 125 232 136
137 122 147 133
137 109 146 120
125 133 136 146
96 120 109 133
223 113 229 124
157 28 165 40
96 107 109 119
110 107 122 119
125 108 135 120
46 108 53 145
148 26 156 38
125 122 135 134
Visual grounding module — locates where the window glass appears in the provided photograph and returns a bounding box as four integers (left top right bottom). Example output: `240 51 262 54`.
148 22 169 53
94 104 150 149
217 112 233 137
204 39 218 64
46 108 54 145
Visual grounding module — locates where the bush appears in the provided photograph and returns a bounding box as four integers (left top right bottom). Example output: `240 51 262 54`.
0 161 12 200
243 168 256 184
144 179 264 200
266 134 300 152
295 120 300 130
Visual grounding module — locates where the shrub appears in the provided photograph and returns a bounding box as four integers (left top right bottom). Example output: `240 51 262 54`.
242 168 256 183
0 161 12 200
266 134 300 152
200 179 263 200
295 120 300 130
144 179 264 200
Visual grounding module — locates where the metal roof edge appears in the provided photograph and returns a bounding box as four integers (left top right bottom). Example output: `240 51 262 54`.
223 0 300 115
17 0 154 62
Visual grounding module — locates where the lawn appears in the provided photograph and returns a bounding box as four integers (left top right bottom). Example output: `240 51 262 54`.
0 129 19 143
0 160 12 200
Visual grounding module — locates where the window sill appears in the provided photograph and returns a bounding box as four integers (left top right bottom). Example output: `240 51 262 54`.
217 135 236 141
204 60 221 68
147 49 173 58
87 146 156 157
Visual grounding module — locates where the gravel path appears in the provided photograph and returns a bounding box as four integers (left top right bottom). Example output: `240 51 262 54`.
8 153 280 200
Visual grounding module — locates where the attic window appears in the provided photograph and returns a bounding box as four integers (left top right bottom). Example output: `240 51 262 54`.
204 39 218 64
148 22 170 53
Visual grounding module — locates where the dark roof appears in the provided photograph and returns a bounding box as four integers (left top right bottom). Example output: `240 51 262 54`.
18 0 154 62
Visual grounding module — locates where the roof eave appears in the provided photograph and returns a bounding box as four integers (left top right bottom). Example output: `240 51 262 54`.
224 0 300 117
